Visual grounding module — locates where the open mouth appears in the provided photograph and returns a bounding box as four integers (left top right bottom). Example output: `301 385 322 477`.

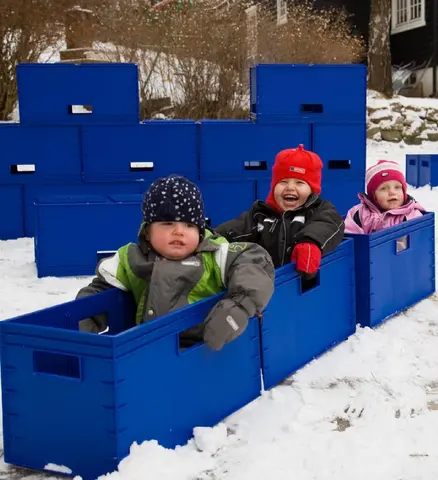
283 195 299 202
170 241 186 247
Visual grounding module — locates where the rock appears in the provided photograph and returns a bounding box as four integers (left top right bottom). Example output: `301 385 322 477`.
391 102 403 113
403 135 423 145
427 131 438 141
367 125 381 138
426 108 438 122
369 108 393 124
381 130 402 142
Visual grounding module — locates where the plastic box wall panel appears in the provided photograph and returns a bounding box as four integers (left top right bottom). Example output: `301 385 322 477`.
312 123 367 182
24 182 148 237
0 290 262 480
346 213 435 328
199 120 311 180
250 64 367 122
0 125 82 184
406 155 419 187
17 63 139 126
82 122 198 182
200 180 256 227
35 197 143 278
417 155 438 187
322 179 364 217
0 186 24 239
261 239 356 391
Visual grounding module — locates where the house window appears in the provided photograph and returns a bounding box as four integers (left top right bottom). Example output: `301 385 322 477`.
392 0 426 34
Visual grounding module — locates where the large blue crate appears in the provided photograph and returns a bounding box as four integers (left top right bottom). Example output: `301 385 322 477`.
250 64 367 123
0 289 262 480
405 154 438 188
0 125 81 184
82 121 198 182
24 182 148 237
346 213 435 328
199 120 311 180
17 63 139 126
0 186 24 239
261 238 356 390
312 123 366 184
35 194 145 277
201 179 256 227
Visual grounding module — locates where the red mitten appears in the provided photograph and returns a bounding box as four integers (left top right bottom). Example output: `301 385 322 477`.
291 243 322 278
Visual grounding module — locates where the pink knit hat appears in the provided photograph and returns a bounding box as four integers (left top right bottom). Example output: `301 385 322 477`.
366 160 407 202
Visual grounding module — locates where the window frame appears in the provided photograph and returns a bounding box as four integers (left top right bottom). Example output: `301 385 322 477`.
391 0 426 35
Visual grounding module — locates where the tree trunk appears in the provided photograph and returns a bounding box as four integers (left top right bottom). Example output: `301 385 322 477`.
368 0 393 97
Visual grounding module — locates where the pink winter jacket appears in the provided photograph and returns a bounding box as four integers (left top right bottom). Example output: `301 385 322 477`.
344 193 425 234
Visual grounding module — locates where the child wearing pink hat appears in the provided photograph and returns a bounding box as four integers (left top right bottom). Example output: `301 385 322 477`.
344 160 425 234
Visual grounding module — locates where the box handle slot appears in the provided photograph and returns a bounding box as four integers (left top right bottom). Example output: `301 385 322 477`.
10 164 36 174
33 350 81 380
97 250 116 262
68 105 92 114
301 104 323 114
409 159 416 166
244 161 267 170
300 272 320 294
328 160 351 170
396 234 409 254
421 160 429 167
130 162 154 171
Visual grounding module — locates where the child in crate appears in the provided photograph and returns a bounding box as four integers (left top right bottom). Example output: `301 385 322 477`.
77 174 275 351
214 144 344 279
344 160 425 234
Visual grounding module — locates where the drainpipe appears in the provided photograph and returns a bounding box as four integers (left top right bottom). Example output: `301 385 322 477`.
432 0 438 96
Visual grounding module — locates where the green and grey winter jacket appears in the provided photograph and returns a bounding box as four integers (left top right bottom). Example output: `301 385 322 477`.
77 228 275 350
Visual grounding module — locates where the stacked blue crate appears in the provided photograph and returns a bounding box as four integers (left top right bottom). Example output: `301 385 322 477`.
249 64 367 216
199 120 311 225
405 154 438 188
0 63 143 241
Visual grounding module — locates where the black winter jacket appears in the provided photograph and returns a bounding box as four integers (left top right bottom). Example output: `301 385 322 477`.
215 194 345 268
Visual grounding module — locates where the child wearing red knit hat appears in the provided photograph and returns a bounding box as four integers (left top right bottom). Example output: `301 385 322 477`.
344 160 425 234
215 144 344 277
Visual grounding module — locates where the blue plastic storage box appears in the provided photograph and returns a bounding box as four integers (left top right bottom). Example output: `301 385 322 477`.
250 64 367 123
405 154 438 188
346 213 435 328
17 63 139 126
34 194 144 277
261 238 356 390
0 289 262 480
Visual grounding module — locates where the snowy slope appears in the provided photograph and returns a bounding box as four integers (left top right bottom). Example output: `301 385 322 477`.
1 138 438 479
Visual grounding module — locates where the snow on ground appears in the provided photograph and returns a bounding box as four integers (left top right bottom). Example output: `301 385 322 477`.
1 138 438 479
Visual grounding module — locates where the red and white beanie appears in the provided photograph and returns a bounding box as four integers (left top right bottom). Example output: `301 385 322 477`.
366 160 407 202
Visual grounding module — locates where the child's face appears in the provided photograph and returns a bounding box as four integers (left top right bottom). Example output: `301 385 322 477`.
274 178 312 211
147 222 200 260
374 180 404 210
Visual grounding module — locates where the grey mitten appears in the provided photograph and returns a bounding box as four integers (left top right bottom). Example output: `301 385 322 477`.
203 296 253 351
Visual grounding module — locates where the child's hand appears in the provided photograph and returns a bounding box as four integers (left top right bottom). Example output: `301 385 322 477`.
291 242 321 279
203 298 250 351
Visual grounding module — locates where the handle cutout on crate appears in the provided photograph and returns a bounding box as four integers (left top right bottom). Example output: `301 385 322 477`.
10 164 36 174
300 272 320 294
396 235 409 254
130 162 154 171
421 160 429 167
409 159 416 166
205 217 212 227
97 250 117 262
68 105 92 114
301 104 323 114
328 160 351 170
178 329 204 355
244 161 267 170
33 351 81 379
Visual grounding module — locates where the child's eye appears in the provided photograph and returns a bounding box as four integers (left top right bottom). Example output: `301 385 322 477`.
161 222 174 226
185 223 197 228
